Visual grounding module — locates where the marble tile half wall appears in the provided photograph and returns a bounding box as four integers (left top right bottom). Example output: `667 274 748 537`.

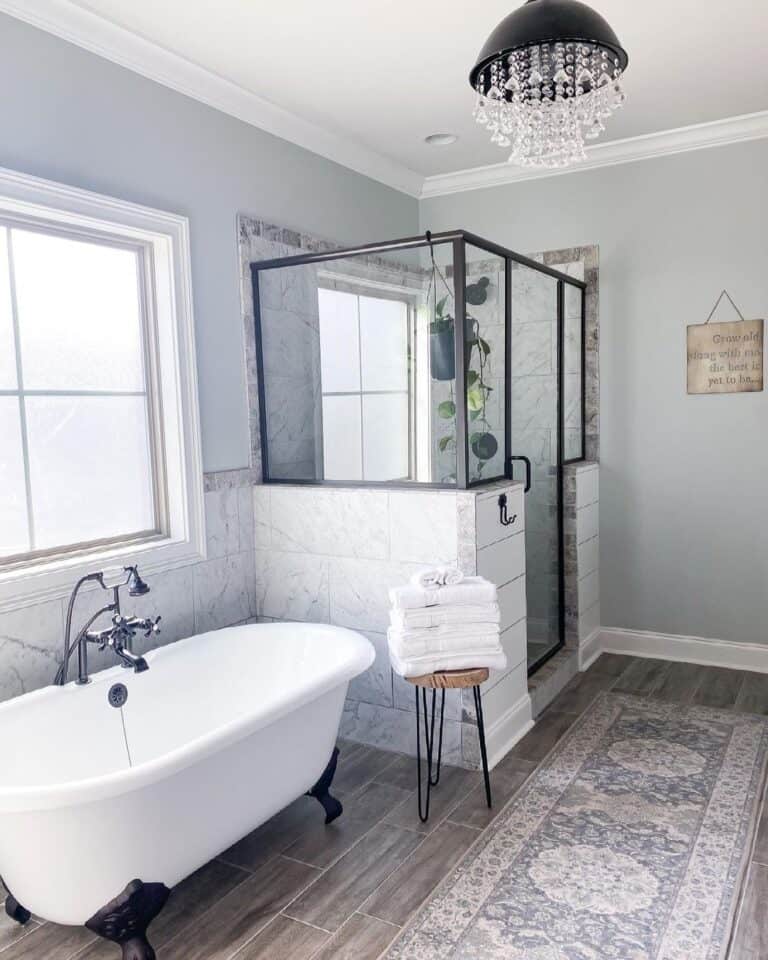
252 481 531 769
251 485 461 734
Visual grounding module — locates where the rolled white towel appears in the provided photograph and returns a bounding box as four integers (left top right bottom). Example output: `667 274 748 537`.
410 566 464 588
390 576 497 610
390 603 500 631
389 648 508 679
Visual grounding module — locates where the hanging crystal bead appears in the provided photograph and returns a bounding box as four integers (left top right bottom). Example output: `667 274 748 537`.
481 41 625 166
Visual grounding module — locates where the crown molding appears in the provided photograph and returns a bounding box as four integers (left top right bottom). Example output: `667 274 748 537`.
421 110 768 198
0 0 424 198
3 1 767 204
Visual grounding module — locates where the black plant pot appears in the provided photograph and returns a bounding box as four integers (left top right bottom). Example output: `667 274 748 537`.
430 329 456 381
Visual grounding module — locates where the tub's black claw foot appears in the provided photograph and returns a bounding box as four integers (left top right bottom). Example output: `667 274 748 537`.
85 879 170 960
5 894 31 926
307 746 344 824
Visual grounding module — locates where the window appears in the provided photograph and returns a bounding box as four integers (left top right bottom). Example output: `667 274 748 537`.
0 168 204 609
318 287 412 481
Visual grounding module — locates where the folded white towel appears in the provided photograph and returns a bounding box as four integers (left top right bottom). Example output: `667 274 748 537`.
389 622 500 644
389 648 508 679
390 603 500 631
410 566 464 589
388 627 502 659
389 576 497 610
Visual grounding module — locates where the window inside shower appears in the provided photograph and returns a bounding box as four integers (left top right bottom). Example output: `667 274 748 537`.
317 286 413 482
250 230 587 673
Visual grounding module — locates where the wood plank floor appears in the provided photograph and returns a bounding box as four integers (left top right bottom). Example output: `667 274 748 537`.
4 655 767 959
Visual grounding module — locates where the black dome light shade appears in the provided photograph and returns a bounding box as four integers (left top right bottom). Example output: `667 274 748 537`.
469 0 628 168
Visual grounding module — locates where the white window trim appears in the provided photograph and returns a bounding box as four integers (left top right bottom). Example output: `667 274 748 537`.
0 165 205 612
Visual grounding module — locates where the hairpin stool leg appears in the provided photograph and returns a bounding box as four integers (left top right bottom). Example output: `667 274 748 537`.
473 685 492 808
415 686 446 822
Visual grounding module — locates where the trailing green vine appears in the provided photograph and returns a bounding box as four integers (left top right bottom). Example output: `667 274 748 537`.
432 281 497 479
424 238 498 481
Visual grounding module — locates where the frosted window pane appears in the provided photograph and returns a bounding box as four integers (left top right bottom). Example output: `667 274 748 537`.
363 394 409 480
322 395 361 481
318 289 360 392
12 229 145 391
26 396 155 550
359 296 408 391
0 397 29 557
0 230 17 389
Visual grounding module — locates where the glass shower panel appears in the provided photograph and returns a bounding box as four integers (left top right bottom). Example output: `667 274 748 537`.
464 244 506 484
255 244 458 484
563 283 584 461
510 264 562 669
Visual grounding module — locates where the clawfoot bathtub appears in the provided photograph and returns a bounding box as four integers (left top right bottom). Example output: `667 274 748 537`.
0 622 373 957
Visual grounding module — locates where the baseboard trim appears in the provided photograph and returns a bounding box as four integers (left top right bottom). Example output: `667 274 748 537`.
486 693 533 769
578 627 603 671
592 627 768 674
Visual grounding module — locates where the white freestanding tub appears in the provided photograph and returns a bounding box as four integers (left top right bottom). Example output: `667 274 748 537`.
0 622 374 927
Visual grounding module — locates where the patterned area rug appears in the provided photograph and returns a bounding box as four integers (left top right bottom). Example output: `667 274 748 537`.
385 693 768 960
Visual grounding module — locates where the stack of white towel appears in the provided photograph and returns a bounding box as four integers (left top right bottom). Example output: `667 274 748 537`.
387 567 507 678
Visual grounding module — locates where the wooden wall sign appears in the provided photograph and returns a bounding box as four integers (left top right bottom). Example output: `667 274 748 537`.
687 318 764 395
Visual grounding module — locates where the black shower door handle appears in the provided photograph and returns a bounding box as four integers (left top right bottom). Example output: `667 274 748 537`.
506 455 532 493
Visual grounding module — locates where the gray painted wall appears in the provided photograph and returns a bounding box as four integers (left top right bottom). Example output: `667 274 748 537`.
421 140 768 645
0 14 418 472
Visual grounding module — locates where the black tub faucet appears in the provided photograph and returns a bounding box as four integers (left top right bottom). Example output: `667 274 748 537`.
54 566 161 686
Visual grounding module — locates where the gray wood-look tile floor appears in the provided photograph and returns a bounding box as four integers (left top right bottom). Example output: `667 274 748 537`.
3 655 768 959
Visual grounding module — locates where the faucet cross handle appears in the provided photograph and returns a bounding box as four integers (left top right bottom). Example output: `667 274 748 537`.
143 615 162 638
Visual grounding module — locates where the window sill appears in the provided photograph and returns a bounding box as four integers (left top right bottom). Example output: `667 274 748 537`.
0 530 206 614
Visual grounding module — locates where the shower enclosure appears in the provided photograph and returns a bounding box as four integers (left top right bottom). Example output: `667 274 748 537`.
250 230 586 673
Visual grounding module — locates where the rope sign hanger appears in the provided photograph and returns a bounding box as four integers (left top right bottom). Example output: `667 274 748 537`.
703 289 745 325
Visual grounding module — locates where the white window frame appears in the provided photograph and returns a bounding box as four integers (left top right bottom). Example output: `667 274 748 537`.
0 165 205 611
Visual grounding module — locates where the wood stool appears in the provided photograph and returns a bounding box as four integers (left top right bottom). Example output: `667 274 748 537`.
405 668 492 822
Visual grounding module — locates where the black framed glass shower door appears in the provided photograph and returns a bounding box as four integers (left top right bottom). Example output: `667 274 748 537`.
508 265 578 674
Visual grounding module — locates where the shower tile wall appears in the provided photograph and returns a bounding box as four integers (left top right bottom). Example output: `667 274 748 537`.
540 245 600 463
0 470 260 702
250 481 531 769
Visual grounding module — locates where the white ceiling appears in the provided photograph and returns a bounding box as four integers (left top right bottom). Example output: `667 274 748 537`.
9 0 768 192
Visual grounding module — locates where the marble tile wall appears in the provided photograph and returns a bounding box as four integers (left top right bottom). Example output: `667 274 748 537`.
238 219 324 481
539 245 600 463
0 471 259 702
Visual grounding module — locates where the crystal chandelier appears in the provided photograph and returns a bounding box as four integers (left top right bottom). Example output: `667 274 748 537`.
469 0 629 168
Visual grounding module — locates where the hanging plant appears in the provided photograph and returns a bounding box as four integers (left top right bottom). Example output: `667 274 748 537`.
425 235 497 479
429 295 456 381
